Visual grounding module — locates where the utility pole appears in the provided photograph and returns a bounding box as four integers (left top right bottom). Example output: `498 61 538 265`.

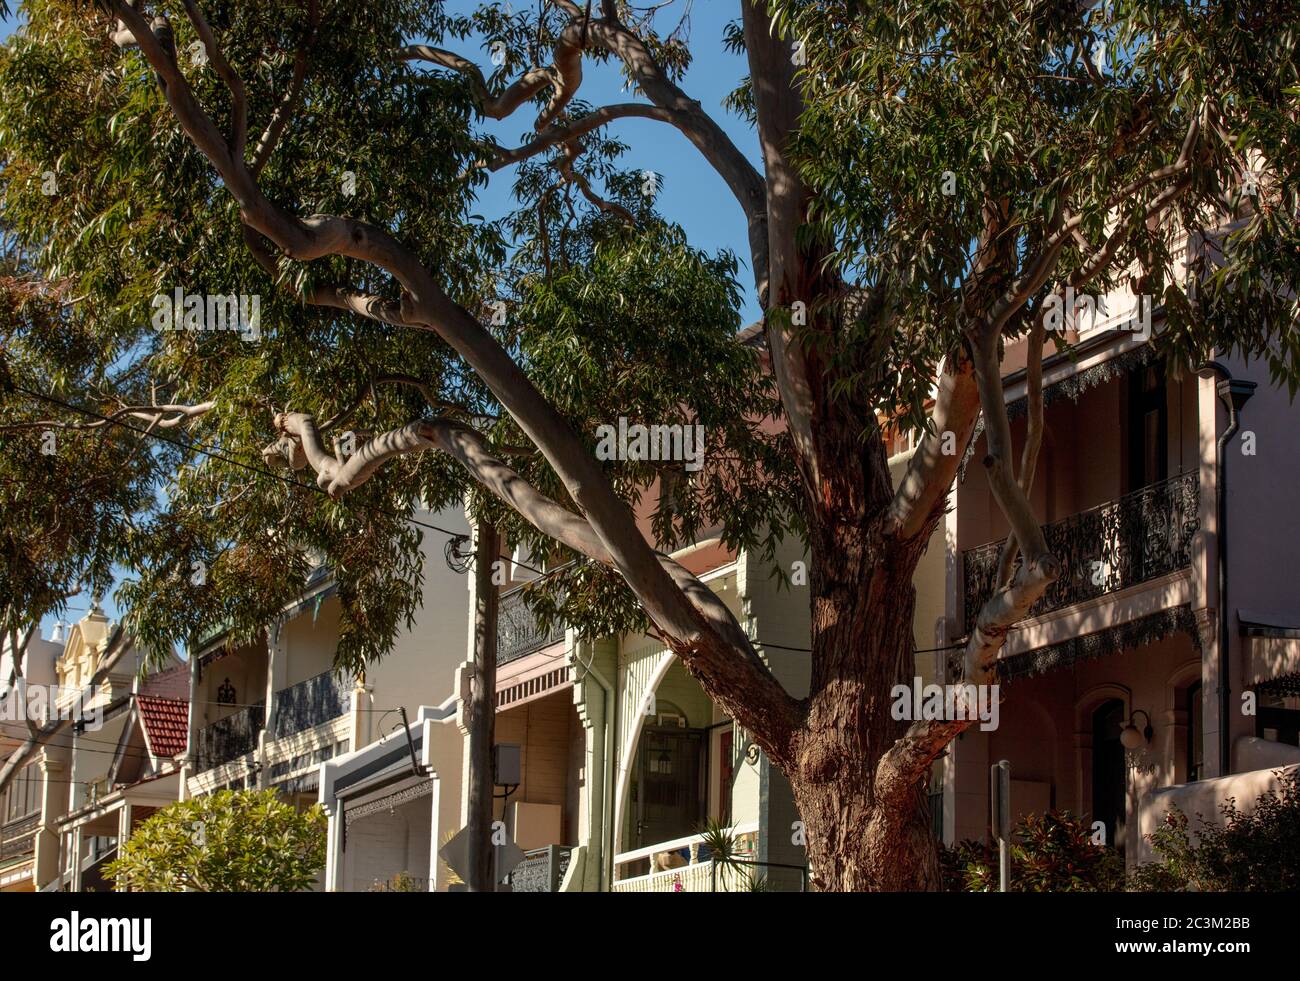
467 521 500 892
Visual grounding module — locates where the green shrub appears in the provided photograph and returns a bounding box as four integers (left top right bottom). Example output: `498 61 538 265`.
1131 768 1300 891
107 788 326 892
941 811 1125 892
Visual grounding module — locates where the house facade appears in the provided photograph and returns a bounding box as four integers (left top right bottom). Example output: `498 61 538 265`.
0 627 63 892
187 504 473 891
0 606 187 891
452 441 947 893
939 233 1300 863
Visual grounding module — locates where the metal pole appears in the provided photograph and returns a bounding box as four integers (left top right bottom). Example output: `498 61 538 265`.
991 760 1011 892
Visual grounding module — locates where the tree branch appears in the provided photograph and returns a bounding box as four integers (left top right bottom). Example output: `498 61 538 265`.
397 17 587 132
0 401 215 433
481 102 675 171
107 0 792 751
553 139 635 222
581 11 770 295
179 0 248 159
739 0 820 494
263 409 801 759
885 346 980 540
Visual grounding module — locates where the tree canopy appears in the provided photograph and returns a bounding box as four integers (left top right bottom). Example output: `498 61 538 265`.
1 0 1297 888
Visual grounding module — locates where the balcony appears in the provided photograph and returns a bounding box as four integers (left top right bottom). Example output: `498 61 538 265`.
271 671 352 740
196 704 264 772
497 586 565 666
963 471 1199 629
0 814 39 861
509 845 574 892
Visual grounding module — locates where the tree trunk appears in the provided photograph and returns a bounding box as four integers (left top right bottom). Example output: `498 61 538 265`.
794 772 941 891
790 418 946 890
466 521 499 892
792 563 945 891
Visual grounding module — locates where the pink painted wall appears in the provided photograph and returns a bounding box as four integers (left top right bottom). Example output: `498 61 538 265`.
952 630 1201 857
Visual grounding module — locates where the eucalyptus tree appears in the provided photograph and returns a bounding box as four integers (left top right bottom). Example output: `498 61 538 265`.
0 250 203 788
0 0 1296 889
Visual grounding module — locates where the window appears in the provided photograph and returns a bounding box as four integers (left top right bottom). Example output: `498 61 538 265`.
1186 682 1203 782
1256 691 1300 747
1127 364 1168 491
3 763 40 823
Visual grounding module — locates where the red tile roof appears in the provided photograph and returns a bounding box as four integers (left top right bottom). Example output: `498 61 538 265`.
137 696 189 759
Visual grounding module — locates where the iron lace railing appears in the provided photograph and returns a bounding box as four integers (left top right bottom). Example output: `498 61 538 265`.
962 471 1199 629
271 671 352 740
509 845 574 892
497 586 566 665
196 703 264 771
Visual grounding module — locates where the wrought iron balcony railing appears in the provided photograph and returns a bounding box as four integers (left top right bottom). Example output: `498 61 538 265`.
196 703 264 772
0 814 39 860
963 471 1199 629
272 671 352 740
509 845 574 892
497 586 565 666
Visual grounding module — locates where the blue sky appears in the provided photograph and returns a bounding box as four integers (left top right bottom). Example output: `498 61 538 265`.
4 2 762 641
456 0 763 320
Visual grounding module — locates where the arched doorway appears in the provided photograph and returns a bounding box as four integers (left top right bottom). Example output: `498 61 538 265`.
1091 699 1128 852
634 712 706 847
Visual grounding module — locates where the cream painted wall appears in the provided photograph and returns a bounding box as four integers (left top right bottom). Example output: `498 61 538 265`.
192 638 267 730
281 598 341 688
364 505 473 719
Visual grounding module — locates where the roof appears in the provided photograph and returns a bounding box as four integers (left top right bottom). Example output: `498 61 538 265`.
736 321 766 348
137 696 189 759
1238 610 1300 640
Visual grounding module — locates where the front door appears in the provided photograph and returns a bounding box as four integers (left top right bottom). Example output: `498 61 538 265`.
636 726 705 847
1092 699 1128 853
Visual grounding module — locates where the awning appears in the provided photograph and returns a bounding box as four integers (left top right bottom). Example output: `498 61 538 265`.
1240 610 1300 691
992 605 1200 682
343 777 435 836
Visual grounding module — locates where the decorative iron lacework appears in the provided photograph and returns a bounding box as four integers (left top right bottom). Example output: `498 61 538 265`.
197 703 264 771
959 342 1159 480
497 586 566 665
510 845 574 893
963 472 1199 627
1256 673 1300 698
0 814 39 860
344 780 434 831
271 670 352 739
990 604 1201 682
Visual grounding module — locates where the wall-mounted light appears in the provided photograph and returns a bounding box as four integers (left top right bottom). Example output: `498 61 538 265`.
653 747 673 776
1120 709 1154 750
